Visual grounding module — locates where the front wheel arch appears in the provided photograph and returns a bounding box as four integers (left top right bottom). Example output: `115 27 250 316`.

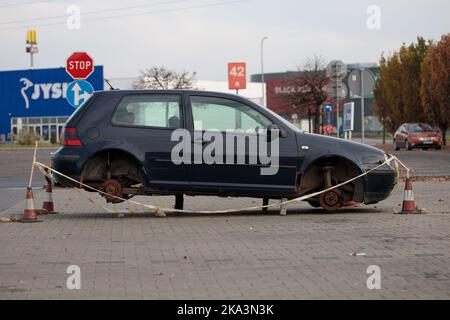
299 155 364 204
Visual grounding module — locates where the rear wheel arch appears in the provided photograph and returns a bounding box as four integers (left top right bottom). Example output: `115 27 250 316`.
80 149 145 184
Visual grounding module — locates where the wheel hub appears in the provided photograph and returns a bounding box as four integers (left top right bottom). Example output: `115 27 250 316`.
102 179 123 204
319 189 343 212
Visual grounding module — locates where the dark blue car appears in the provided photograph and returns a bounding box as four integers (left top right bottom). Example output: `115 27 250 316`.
52 90 397 212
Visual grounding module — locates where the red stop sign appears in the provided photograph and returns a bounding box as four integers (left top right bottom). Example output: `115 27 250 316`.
66 52 94 79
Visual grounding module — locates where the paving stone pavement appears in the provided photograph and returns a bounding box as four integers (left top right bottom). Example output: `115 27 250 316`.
0 182 449 299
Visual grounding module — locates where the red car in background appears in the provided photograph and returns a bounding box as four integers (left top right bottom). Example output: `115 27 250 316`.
394 123 442 151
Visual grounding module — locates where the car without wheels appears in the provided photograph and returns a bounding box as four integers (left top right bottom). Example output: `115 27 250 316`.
52 90 397 212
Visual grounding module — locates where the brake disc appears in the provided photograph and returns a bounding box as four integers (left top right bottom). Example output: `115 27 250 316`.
319 188 343 212
102 179 124 204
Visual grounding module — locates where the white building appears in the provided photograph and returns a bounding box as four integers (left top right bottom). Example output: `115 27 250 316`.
194 80 263 105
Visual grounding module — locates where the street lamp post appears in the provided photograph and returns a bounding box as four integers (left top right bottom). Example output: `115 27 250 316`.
360 67 365 144
336 64 340 138
260 36 268 107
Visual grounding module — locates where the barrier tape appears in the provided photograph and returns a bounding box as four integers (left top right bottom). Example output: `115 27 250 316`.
33 156 401 215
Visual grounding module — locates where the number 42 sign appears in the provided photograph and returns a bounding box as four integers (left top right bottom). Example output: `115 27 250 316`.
228 62 247 91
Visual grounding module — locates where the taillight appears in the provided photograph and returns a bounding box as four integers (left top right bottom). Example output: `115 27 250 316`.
62 127 82 146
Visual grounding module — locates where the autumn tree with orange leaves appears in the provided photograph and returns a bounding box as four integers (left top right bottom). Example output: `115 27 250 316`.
374 37 430 134
420 34 450 145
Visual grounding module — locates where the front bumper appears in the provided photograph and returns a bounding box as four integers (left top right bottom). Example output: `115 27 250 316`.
362 162 398 204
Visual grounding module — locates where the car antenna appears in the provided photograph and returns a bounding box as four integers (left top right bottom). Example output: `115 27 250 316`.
104 79 117 90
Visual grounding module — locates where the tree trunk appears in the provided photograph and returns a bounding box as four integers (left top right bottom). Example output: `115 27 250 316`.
314 112 320 134
308 109 312 133
441 125 447 146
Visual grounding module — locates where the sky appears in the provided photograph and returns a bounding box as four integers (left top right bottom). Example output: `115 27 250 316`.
0 0 449 81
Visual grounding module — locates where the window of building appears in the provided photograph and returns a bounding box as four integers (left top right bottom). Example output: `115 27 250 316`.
28 118 41 124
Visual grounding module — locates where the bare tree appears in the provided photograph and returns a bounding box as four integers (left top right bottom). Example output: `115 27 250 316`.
279 55 329 133
133 66 196 89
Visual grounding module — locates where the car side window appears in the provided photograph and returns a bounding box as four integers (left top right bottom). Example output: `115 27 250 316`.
190 96 272 132
112 94 182 129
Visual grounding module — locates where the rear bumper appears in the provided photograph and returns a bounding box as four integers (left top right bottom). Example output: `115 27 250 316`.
363 165 397 204
51 148 82 187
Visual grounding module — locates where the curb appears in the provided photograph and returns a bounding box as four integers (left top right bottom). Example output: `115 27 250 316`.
399 176 450 182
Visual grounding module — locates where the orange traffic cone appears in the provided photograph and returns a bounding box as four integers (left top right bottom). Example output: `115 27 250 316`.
42 181 57 214
399 178 420 214
22 187 42 223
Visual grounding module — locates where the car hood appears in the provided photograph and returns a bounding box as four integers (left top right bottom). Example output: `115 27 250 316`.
296 133 387 166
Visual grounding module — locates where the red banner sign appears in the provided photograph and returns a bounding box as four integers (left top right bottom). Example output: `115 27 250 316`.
228 62 247 90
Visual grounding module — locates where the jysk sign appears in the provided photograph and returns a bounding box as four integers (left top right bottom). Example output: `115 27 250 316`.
0 66 103 136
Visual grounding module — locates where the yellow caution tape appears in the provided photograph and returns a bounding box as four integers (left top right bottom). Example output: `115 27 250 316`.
33 156 404 215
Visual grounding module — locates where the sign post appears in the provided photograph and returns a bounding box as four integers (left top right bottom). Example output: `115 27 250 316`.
26 29 38 68
326 61 347 138
228 62 247 94
347 68 375 144
65 52 95 109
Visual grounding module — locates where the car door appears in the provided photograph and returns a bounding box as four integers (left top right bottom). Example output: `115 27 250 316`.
395 125 404 147
400 125 409 146
111 93 188 190
394 126 401 146
185 93 298 195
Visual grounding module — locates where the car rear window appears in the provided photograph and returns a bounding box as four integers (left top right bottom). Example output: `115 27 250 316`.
112 94 182 129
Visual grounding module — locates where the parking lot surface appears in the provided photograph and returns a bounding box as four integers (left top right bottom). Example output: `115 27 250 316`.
1 147 449 299
1 179 449 299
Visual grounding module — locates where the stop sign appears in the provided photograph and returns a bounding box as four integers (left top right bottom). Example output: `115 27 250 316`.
66 52 94 79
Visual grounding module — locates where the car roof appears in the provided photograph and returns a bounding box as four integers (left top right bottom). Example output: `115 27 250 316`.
96 89 245 100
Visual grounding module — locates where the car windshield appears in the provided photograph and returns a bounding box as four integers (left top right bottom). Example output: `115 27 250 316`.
407 124 435 133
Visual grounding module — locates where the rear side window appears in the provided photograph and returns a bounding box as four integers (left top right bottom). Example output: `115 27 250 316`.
112 94 182 129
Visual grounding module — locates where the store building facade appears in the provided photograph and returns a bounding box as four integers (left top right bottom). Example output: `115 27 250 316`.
251 63 383 135
0 66 103 143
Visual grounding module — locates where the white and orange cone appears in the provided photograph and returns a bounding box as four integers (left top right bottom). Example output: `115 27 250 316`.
22 187 42 223
42 181 57 214
399 178 420 214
